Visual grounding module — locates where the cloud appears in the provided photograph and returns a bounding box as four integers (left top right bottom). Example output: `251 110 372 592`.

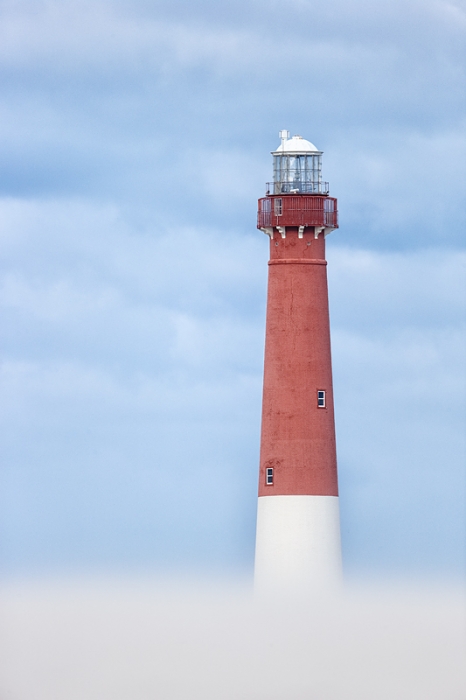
0 0 464 245
327 246 466 329
327 245 465 575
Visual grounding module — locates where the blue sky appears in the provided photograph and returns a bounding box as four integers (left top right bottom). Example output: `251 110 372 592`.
0 0 465 579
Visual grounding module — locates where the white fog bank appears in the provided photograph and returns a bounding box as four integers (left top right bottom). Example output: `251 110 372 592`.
0 576 464 700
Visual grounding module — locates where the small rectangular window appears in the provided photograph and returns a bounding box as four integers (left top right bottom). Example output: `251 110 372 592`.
274 198 282 216
317 390 326 408
266 467 274 485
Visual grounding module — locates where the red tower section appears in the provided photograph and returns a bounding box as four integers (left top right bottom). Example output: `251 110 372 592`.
257 222 338 497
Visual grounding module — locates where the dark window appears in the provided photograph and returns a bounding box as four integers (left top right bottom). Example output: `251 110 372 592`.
317 390 326 408
274 198 282 216
266 467 274 485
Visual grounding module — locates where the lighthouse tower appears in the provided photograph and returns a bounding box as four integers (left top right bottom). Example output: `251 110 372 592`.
254 130 341 594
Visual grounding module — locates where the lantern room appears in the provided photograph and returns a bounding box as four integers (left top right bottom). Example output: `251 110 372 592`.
269 130 329 195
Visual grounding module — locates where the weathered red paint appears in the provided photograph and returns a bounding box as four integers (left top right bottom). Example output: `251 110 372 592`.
257 225 339 497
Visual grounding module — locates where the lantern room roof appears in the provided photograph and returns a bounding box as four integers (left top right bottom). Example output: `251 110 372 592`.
272 134 322 155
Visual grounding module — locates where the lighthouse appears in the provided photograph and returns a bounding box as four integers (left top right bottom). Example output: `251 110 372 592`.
254 130 342 594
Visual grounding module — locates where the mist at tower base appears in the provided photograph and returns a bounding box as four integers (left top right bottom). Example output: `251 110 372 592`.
1 575 465 700
0 0 465 589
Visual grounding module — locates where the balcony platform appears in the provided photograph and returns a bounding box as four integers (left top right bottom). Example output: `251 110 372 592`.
257 194 338 230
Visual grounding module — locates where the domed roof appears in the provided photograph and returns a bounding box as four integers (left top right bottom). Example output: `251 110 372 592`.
273 134 321 154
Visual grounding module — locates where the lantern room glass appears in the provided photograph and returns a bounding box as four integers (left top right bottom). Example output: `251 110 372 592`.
272 152 323 194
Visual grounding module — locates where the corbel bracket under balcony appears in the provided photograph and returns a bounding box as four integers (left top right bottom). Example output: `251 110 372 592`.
260 227 273 238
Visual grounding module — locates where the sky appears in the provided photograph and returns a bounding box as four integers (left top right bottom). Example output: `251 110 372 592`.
0 0 465 582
